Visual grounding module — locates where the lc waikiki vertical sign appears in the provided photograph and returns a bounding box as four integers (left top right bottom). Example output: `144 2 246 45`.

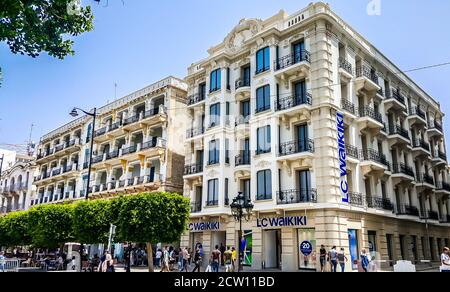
337 112 349 203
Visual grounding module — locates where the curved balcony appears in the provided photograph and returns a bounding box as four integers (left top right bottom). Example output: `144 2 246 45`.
338 57 353 83
235 78 251 101
383 90 407 113
435 181 450 195
408 106 427 127
276 189 317 205
396 204 419 217
357 106 385 133
387 124 411 147
427 121 443 138
186 126 205 139
431 150 447 167
392 163 415 183
274 50 311 80
278 139 315 162
235 153 251 167
349 192 365 207
416 172 435 190
354 65 380 95
184 163 204 177
412 139 431 158
187 93 206 107
359 149 391 176
275 93 312 117
366 195 394 211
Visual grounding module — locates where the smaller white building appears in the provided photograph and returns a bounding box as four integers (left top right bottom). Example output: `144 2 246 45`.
0 157 37 214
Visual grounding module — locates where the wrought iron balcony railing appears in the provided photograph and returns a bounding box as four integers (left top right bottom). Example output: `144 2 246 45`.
356 65 378 85
366 196 394 211
275 93 312 111
191 202 202 213
274 49 311 71
184 163 204 175
392 163 415 178
235 153 251 166
412 139 430 152
345 145 360 160
187 93 206 106
388 124 410 140
341 99 357 116
396 204 419 216
358 106 383 124
409 106 426 120
277 189 317 205
360 149 391 170
349 192 365 207
339 57 353 75
235 78 251 90
279 139 315 156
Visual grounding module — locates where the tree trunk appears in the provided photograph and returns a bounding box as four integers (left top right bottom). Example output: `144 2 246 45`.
146 243 154 272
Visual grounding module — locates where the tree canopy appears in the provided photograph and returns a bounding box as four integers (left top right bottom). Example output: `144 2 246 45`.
26 204 75 249
0 0 95 86
0 211 31 248
72 199 114 245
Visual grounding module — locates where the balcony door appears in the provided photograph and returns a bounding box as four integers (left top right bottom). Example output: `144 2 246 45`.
292 41 305 63
296 124 308 152
242 66 251 84
242 179 251 201
293 80 307 105
297 170 311 201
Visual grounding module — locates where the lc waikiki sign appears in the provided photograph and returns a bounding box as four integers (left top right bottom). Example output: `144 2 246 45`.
337 112 349 203
256 216 308 228
188 222 221 232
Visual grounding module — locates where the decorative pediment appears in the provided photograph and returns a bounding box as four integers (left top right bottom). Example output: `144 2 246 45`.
206 169 220 178
224 18 263 54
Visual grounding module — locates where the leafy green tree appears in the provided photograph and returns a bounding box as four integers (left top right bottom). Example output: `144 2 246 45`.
72 199 113 244
0 211 32 248
27 204 75 249
116 192 190 272
0 0 95 85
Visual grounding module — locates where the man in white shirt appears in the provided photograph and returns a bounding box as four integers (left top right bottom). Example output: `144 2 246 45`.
441 247 450 273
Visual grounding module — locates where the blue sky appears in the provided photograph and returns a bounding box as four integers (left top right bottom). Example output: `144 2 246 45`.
1 0 450 150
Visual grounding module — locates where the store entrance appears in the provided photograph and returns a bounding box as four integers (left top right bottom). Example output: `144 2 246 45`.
211 231 226 252
263 230 282 269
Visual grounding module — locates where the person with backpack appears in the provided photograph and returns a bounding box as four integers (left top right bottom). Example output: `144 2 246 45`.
337 248 348 272
328 246 338 272
211 245 221 272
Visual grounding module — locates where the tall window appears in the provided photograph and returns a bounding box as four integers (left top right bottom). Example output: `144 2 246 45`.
210 69 222 92
256 47 270 74
225 139 230 164
208 140 220 165
243 66 251 85
242 100 250 120
294 80 308 105
296 124 309 152
226 68 231 90
256 85 271 113
199 83 206 99
209 103 221 127
207 179 219 206
225 178 229 205
292 41 305 63
257 126 271 154
257 170 272 200
298 170 312 201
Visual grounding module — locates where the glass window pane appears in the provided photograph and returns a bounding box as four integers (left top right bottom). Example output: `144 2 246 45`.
264 47 270 69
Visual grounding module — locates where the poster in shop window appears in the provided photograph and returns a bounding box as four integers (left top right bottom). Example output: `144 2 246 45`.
242 230 253 266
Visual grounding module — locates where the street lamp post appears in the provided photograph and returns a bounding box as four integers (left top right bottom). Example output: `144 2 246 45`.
230 192 254 272
70 107 97 201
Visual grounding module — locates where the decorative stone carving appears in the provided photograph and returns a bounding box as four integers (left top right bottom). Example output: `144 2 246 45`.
256 160 271 169
224 18 263 54
206 169 219 178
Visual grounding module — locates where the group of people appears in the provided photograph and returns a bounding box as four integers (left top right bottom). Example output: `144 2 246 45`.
154 243 238 273
319 245 375 272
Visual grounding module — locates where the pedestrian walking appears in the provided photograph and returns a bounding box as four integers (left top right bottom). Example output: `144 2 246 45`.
155 249 162 268
319 245 327 272
187 248 192 266
441 247 450 273
0 252 5 272
224 247 233 272
161 246 170 272
220 243 226 267
101 253 115 272
182 247 190 272
192 247 202 272
360 249 370 272
337 248 348 272
211 245 221 272
231 247 237 272
328 246 338 272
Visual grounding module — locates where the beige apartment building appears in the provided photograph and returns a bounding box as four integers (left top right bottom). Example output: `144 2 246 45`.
31 76 188 206
181 2 450 271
